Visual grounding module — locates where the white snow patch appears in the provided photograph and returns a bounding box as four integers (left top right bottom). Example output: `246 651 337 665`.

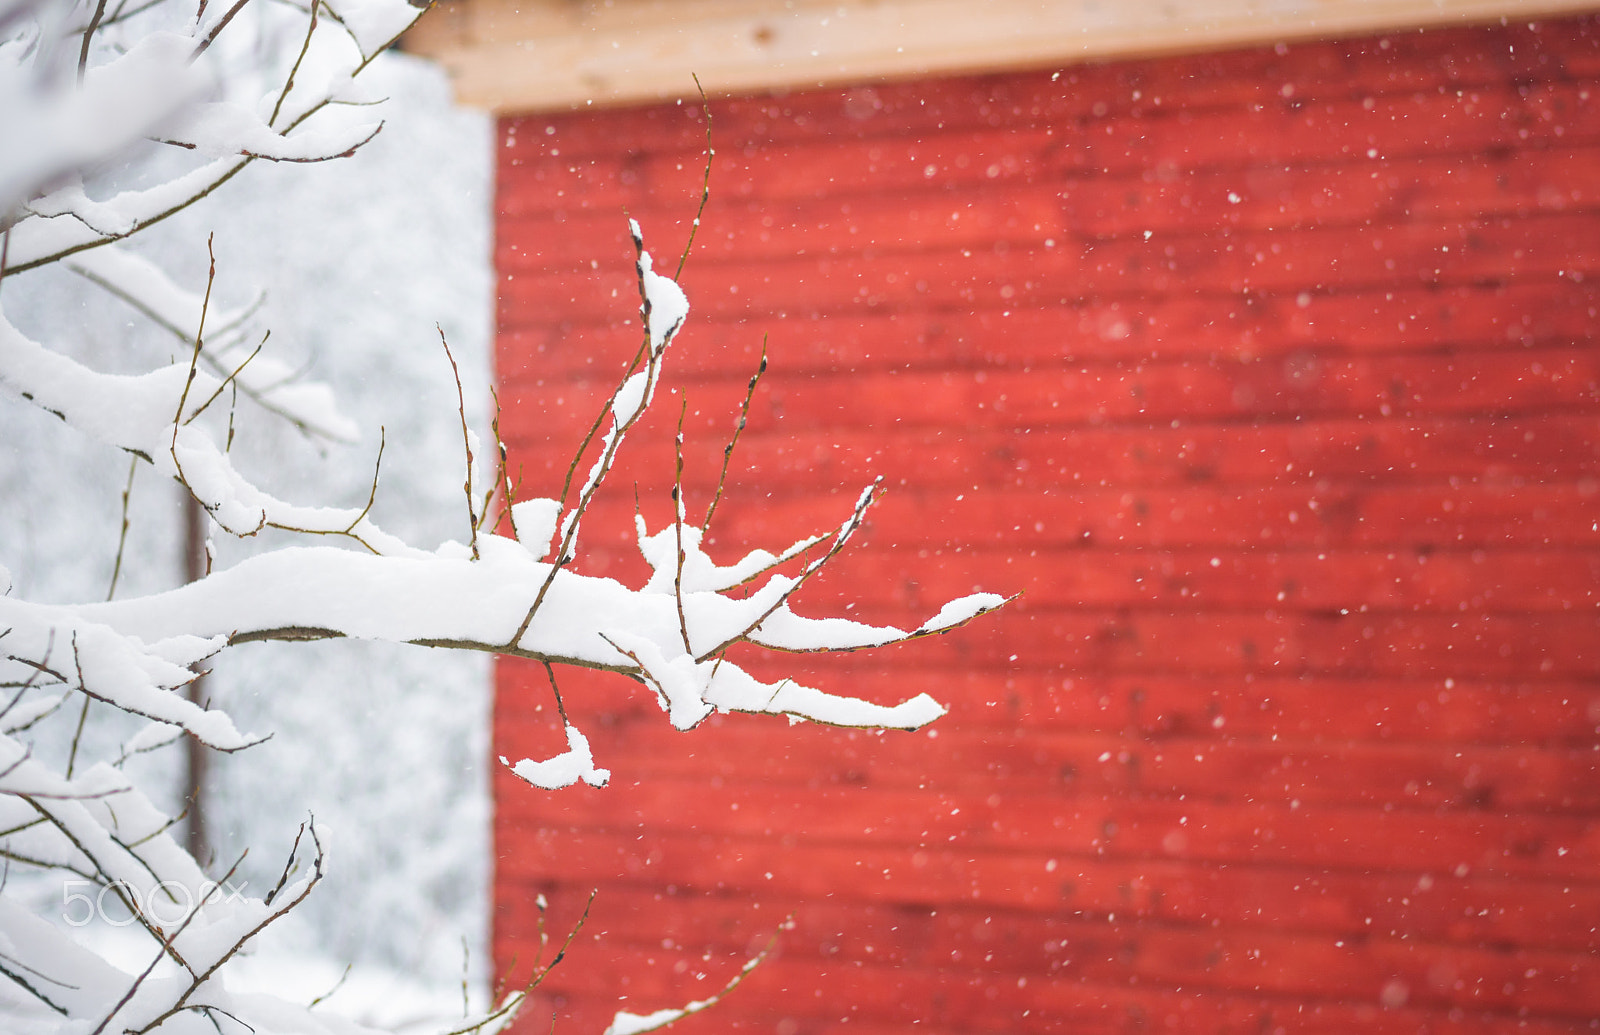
606 1007 693 1035
322 0 423 58
511 498 562 558
500 724 609 789
916 592 1008 633
614 370 650 420
637 248 688 351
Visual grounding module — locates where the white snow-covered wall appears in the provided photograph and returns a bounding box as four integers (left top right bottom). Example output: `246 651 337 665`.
0 46 494 1014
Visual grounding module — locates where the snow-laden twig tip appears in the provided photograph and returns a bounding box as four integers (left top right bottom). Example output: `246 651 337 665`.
500 724 610 790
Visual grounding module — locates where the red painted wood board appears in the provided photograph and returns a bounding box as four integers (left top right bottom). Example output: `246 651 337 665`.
491 14 1600 1035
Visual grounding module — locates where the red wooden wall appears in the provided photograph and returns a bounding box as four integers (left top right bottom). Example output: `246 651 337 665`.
491 16 1600 1034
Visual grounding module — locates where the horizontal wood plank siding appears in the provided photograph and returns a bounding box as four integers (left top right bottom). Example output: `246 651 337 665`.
492 15 1600 1034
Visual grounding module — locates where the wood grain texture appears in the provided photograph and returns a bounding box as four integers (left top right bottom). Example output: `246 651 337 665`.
403 0 1600 114
490 16 1600 1035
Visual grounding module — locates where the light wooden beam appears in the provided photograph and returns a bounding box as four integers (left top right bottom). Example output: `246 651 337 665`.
403 0 1600 114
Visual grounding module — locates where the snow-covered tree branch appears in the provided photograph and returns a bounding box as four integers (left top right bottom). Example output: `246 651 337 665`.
0 0 1002 1031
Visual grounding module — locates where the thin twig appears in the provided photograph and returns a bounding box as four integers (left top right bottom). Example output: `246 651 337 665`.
77 0 162 32
0 743 32 783
694 478 883 663
240 121 383 163
224 379 238 453
312 0 417 74
0 845 98 881
0 663 62 728
597 634 668 715
615 912 791 1035
674 75 715 279
540 661 569 727
434 890 597 1035
703 337 766 532
113 726 183 769
0 680 29 724
263 822 308 907
169 236 217 496
0 816 46 841
534 893 549 962
488 386 520 541
4 630 57 730
532 888 595 982
308 963 351 1010
67 676 265 754
556 339 651 521
191 0 253 58
77 0 109 82
672 398 691 655
0 953 71 1016
184 334 266 425
190 1003 251 1034
439 327 480 560
64 638 89 779
106 457 138 601
269 0 319 127
345 427 385 535
125 806 189 849
0 692 66 733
